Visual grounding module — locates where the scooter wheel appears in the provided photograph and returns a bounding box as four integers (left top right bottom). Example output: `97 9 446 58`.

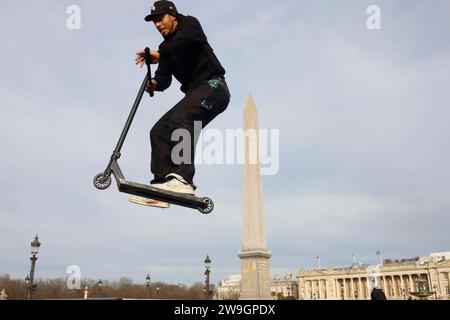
198 197 214 215
93 173 111 190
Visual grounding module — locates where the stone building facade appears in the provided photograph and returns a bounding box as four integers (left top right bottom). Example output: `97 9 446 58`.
217 273 298 300
270 273 299 300
0 288 7 300
219 252 450 300
217 275 241 300
297 253 450 300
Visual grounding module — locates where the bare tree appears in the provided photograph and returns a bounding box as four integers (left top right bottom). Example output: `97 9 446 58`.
0 274 209 300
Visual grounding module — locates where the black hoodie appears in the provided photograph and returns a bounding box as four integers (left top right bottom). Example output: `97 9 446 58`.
153 15 226 94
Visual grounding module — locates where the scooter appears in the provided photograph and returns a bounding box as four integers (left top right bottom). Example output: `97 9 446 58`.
93 48 214 214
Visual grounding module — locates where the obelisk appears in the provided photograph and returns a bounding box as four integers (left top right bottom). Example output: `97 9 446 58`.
238 94 272 300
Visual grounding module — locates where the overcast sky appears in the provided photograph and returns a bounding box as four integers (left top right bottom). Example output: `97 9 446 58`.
1 0 450 287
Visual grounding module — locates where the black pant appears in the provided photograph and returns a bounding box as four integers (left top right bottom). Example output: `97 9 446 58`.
150 77 230 187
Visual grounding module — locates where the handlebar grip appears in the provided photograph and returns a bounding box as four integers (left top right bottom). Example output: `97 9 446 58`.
144 47 152 65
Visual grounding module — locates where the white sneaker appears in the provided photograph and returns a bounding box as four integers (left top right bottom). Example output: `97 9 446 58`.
129 196 170 208
151 173 195 195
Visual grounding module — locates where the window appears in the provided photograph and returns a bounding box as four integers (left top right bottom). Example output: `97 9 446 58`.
443 273 449 280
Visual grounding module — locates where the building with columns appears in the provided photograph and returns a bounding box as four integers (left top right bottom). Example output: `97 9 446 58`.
0 288 7 300
297 252 450 300
217 275 241 300
217 273 298 300
270 273 299 300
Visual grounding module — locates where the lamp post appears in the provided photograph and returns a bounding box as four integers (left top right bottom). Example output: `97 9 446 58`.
354 290 358 300
341 284 345 300
204 254 212 300
433 285 438 300
145 274 151 299
25 235 41 300
24 275 30 299
97 279 103 297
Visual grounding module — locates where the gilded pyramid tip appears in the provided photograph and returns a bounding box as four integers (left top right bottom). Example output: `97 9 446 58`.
244 93 257 112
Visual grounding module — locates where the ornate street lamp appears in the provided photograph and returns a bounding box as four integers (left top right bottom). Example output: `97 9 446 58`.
204 254 212 300
97 279 103 297
26 235 41 300
145 274 151 299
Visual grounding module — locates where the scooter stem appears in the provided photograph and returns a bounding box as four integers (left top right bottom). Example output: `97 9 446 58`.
144 47 153 97
111 47 153 159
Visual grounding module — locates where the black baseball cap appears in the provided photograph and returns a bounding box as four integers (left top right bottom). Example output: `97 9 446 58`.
145 1 178 22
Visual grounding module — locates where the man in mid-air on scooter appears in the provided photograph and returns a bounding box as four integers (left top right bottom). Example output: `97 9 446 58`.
131 1 230 208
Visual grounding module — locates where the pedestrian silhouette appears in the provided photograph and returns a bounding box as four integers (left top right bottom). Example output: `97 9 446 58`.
371 288 387 300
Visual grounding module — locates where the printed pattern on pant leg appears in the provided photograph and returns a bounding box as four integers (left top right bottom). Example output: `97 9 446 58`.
200 99 213 110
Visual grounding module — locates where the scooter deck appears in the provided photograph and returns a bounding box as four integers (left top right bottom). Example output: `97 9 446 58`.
117 179 213 213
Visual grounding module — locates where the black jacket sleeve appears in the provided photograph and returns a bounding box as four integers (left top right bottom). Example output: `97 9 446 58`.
153 50 172 92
